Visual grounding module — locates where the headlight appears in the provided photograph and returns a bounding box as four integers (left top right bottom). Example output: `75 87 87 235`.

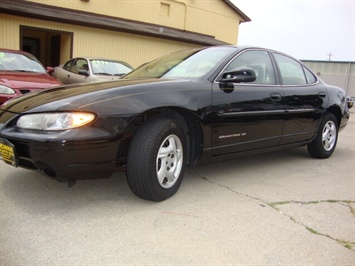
0 85 15 95
17 112 96 130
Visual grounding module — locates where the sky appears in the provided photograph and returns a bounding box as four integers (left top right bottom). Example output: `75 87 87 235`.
231 0 355 61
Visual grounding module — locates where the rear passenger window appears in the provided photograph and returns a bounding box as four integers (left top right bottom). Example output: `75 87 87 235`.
273 53 307 85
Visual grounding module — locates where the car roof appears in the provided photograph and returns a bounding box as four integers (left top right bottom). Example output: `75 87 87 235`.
72 56 129 62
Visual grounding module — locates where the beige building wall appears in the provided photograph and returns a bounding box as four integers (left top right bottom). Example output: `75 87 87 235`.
0 14 20 49
0 13 199 67
185 3 241 44
26 0 242 44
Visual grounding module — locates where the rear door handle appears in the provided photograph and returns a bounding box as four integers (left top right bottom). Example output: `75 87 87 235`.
270 93 282 101
318 92 326 98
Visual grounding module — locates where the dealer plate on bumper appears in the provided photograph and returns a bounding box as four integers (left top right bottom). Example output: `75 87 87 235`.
0 138 18 167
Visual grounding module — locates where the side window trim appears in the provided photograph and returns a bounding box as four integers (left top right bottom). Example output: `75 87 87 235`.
268 51 282 85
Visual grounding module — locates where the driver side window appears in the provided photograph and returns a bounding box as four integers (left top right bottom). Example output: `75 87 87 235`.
70 59 88 75
63 59 74 71
225 50 276 85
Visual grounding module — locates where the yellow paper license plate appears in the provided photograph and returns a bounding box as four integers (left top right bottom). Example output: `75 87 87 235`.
0 139 18 167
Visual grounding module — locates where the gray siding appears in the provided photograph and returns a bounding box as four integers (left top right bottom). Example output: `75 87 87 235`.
303 61 355 97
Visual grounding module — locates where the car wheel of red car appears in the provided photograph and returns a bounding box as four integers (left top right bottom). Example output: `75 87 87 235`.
126 118 186 201
307 113 338 158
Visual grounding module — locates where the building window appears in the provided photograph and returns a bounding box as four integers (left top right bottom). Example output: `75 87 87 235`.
160 2 170 17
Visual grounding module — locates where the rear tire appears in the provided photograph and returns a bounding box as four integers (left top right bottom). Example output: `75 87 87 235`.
126 118 186 201
307 113 338 158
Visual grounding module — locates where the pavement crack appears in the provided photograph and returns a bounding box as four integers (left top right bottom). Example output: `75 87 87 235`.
270 199 355 208
189 170 267 204
269 200 355 251
189 170 355 251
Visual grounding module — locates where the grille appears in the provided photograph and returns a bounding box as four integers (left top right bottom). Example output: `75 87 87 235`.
20 90 31 94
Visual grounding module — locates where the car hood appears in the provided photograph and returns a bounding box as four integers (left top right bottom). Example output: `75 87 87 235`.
0 78 209 116
92 76 122 82
0 72 62 89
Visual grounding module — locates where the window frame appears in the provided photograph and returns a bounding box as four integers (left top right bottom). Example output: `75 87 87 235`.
70 58 88 75
63 59 74 71
215 49 278 86
271 52 319 86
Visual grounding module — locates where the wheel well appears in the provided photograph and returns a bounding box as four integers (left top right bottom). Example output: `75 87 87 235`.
326 106 342 127
117 108 203 169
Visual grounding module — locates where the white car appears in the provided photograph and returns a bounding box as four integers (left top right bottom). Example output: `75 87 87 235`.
53 57 133 84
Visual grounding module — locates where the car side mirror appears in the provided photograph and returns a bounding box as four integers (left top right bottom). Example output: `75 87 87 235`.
221 67 256 83
78 69 89 76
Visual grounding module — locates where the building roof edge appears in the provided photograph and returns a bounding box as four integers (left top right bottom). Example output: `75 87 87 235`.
0 0 228 46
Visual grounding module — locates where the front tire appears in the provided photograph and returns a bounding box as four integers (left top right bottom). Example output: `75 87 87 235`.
307 113 338 158
126 118 186 201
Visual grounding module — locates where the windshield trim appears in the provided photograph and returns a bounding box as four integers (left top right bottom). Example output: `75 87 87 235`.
123 46 237 80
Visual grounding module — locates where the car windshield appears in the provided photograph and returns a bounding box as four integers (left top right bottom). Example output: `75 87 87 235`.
0 51 46 73
90 59 132 76
124 47 234 79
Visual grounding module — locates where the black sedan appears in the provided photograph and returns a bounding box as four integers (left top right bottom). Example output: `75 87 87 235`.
0 46 351 201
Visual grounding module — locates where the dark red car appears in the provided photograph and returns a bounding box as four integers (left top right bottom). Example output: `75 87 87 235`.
0 49 62 105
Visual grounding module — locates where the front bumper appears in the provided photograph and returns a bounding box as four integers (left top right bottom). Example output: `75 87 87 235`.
0 114 132 182
0 136 120 182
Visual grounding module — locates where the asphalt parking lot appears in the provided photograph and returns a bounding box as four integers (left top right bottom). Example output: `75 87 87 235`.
1 111 354 265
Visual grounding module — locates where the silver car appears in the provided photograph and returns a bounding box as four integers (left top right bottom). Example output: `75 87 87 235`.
53 57 133 84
